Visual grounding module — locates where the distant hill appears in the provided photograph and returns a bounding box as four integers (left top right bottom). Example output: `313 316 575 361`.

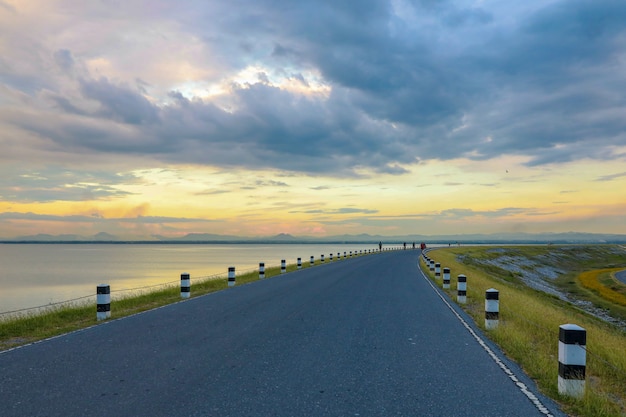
3 231 626 243
270 233 297 241
154 233 241 242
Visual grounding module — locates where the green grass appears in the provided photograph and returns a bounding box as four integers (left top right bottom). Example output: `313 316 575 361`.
423 246 626 417
0 253 372 351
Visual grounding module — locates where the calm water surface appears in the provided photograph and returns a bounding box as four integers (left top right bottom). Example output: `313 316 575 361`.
0 243 385 313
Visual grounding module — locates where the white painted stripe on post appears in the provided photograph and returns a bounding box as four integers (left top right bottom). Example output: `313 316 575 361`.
281 259 286 274
443 267 450 288
558 324 586 398
310 255 314 266
457 274 467 304
228 266 236 287
485 288 499 329
297 257 302 269
259 262 265 279
180 272 190 299
96 284 111 321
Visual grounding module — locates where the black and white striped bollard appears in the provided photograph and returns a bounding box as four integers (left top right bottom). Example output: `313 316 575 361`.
558 324 586 398
259 262 265 279
310 255 314 266
344 251 347 258
96 284 110 321
330 253 333 261
321 254 325 263
443 267 450 288
485 289 499 329
180 273 190 299
281 259 286 274
457 274 467 303
429 260 435 271
435 263 441 279
228 266 236 286
297 257 302 269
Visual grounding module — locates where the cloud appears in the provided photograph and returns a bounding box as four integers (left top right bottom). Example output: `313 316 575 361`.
438 207 537 219
0 168 137 202
292 207 379 215
255 180 289 187
0 212 215 224
594 172 626 182
1 0 626 183
195 189 231 195
79 77 159 125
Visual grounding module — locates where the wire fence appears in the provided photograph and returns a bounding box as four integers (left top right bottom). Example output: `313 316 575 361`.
0 253 368 320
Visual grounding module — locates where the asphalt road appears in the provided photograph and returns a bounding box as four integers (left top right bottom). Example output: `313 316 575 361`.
616 269 626 285
0 250 566 416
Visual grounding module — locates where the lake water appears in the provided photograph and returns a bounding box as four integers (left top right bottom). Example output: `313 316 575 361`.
0 243 390 314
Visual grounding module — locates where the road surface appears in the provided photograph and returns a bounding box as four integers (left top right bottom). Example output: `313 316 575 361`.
0 250 565 416
616 269 626 285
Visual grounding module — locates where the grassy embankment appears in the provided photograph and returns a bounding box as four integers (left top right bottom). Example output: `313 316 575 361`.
0 254 358 351
422 245 626 417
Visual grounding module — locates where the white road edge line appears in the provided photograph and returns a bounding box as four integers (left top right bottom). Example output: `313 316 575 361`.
418 265 555 417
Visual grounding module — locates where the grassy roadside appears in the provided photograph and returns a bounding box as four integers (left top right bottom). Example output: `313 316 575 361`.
0 255 359 351
422 246 626 417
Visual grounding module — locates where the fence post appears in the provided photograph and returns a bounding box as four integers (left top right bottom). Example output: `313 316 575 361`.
485 289 499 329
558 324 586 398
457 274 467 304
281 259 286 274
259 262 265 279
228 266 236 287
297 257 302 269
435 263 441 279
443 267 450 288
96 284 110 321
180 273 190 299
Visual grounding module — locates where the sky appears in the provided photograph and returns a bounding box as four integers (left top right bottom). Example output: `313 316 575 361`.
1 0 626 239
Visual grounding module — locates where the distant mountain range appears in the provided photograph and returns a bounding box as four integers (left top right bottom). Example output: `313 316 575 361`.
3 231 626 243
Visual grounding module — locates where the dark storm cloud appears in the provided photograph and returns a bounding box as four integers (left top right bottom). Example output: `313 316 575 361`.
79 77 159 125
3 0 626 177
444 0 626 165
